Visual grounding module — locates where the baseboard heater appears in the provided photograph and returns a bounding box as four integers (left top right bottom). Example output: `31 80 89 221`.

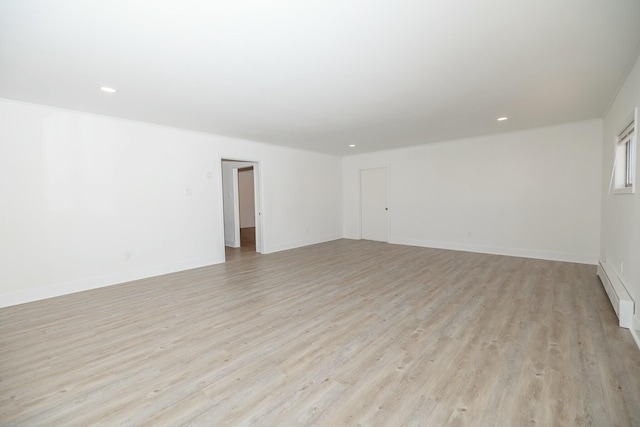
597 261 634 328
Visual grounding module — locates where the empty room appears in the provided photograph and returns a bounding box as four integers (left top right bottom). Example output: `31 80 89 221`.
1 1 640 426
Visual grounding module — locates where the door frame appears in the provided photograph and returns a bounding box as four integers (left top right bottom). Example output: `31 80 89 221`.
220 158 264 256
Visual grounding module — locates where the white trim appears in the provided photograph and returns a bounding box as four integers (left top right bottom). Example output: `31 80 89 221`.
233 169 241 246
629 321 640 350
216 155 228 261
597 260 634 329
614 186 635 195
224 239 239 247
614 107 637 194
220 158 264 254
0 256 224 308
631 328 640 352
389 237 598 265
263 235 342 254
631 316 640 351
253 162 265 254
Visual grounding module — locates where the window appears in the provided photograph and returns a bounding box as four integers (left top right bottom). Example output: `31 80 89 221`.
615 108 637 194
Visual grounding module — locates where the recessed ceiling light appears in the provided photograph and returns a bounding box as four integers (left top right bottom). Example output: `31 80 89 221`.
349 144 356 147
100 86 117 93
497 117 508 121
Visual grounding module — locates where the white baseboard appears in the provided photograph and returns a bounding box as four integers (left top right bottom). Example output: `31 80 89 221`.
597 260 634 329
225 239 240 248
389 237 598 265
631 317 640 351
0 256 223 308
631 328 640 351
264 234 342 254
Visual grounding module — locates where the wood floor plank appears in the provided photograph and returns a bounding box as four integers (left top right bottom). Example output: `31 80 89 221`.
1 239 639 426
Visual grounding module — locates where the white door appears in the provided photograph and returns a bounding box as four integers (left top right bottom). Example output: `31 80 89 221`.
360 167 388 242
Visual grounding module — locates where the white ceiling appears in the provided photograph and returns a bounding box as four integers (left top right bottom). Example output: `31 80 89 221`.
2 1 640 156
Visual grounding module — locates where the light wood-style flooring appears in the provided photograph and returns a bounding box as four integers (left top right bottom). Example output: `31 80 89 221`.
1 239 639 426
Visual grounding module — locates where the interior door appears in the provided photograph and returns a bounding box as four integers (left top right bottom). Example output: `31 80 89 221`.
360 167 388 242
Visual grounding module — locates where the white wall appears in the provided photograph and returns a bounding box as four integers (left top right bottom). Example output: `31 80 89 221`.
0 100 342 307
238 168 255 228
600 54 640 342
343 120 603 264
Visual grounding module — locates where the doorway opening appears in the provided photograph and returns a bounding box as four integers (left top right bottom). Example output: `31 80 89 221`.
237 166 256 250
221 159 263 259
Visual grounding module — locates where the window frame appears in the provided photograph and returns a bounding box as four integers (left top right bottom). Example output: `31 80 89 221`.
614 108 637 195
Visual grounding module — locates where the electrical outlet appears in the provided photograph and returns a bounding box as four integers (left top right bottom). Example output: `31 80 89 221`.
125 251 133 261
207 171 212 179
185 188 192 196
